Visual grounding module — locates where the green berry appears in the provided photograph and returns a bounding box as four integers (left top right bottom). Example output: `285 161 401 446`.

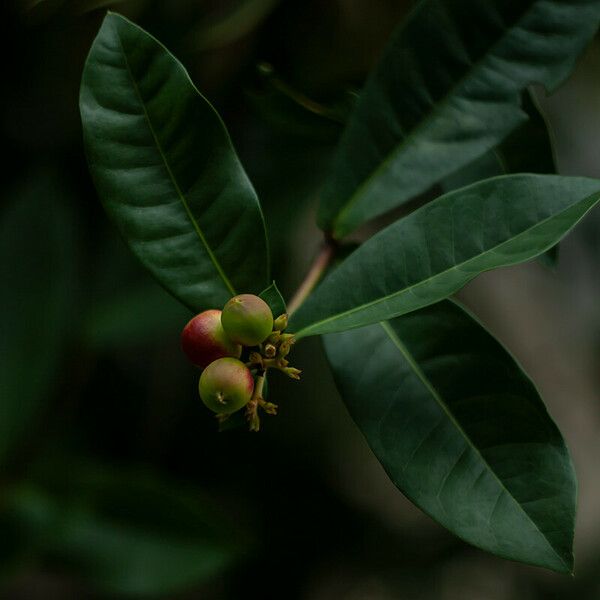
181 310 241 369
221 294 273 346
199 357 254 414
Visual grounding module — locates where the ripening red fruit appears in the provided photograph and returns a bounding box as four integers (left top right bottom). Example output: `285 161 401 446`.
181 310 241 369
199 357 254 413
221 294 273 346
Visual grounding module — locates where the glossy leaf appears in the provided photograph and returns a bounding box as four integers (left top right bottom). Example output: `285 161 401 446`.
443 92 557 191
80 12 269 313
291 175 600 337
323 300 576 572
318 0 600 238
0 173 76 464
259 281 286 317
442 92 561 267
9 465 244 596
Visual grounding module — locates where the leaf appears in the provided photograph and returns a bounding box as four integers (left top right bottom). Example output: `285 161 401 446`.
323 300 576 572
259 281 286 317
291 175 600 337
318 0 600 238
496 93 557 177
80 12 269 314
442 92 561 268
8 465 246 596
442 92 557 191
0 172 76 464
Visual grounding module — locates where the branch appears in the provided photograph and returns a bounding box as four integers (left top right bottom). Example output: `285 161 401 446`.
287 237 337 316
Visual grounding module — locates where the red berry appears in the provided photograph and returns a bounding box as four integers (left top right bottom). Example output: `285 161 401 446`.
181 310 241 369
199 357 254 413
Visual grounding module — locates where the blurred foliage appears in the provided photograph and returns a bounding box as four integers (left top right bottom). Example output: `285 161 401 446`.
2 0 600 598
4 462 243 596
0 171 77 466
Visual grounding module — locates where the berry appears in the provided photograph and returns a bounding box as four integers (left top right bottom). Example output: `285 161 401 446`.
199 357 254 414
221 294 273 346
181 310 241 369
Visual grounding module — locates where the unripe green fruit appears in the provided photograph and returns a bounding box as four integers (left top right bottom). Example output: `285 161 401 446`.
199 357 254 414
221 294 273 346
181 310 241 369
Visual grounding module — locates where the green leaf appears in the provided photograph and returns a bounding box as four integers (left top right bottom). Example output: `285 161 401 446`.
291 175 600 337
8 465 245 596
0 172 76 464
318 0 600 238
496 94 557 177
323 300 576 572
259 281 286 317
80 12 269 313
443 92 557 191
442 92 561 268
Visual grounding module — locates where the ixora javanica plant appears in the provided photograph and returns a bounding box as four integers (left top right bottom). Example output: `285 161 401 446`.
81 4 600 576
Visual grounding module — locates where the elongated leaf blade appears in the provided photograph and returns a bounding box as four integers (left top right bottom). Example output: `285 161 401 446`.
291 175 600 337
80 12 269 313
323 300 576 572
442 92 561 267
442 92 557 192
319 0 600 238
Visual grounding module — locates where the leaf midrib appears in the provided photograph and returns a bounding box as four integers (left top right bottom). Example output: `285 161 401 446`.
296 191 597 337
379 320 568 571
331 1 536 235
113 23 236 297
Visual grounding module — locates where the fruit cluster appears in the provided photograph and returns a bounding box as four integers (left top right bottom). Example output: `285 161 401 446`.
181 294 299 431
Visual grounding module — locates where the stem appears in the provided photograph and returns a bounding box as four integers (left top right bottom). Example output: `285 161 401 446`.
271 79 344 123
252 372 266 401
247 371 266 432
287 238 337 316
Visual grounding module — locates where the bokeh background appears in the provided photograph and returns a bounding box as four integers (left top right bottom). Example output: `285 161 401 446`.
2 1 600 598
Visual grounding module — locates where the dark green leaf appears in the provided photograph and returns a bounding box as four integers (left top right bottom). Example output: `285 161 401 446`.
323 300 576 572
259 281 286 317
291 175 600 337
80 12 269 313
0 172 76 464
442 92 561 268
497 93 557 176
442 92 557 191
8 465 245 596
318 0 600 238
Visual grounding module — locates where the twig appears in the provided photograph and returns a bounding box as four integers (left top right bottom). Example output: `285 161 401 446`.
287 238 337 316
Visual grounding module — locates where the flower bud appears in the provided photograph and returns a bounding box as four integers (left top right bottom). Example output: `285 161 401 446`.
282 367 302 380
264 343 277 358
272 314 288 331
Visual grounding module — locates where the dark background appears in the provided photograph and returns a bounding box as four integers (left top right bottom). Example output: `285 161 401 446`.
2 1 600 598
